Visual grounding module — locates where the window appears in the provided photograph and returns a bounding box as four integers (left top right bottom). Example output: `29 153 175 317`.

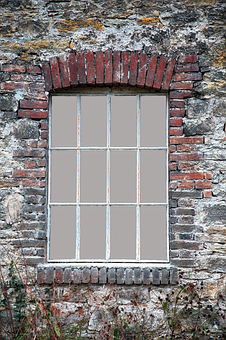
48 91 168 263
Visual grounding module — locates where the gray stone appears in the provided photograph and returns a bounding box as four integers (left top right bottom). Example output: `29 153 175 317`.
117 268 124 284
152 269 160 285
187 98 209 119
13 120 39 139
203 204 226 224
108 268 116 283
0 95 18 111
125 268 133 285
184 122 212 136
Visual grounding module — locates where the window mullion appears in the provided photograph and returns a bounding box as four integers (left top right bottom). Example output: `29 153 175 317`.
136 94 141 261
106 94 111 260
76 95 81 260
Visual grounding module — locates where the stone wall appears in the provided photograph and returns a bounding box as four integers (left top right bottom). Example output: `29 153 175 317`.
0 0 226 336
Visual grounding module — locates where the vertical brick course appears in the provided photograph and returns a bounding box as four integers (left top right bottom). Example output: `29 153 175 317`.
105 50 113 85
68 53 78 85
50 57 61 89
113 51 120 85
96 51 104 85
77 53 86 84
129 52 138 86
145 55 157 88
86 51 95 85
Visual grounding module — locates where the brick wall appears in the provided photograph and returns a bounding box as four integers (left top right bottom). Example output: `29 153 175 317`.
0 0 226 333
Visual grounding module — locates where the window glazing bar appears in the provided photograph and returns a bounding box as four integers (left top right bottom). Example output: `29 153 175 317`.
49 202 168 206
50 146 167 150
76 96 81 260
136 95 141 261
106 95 111 260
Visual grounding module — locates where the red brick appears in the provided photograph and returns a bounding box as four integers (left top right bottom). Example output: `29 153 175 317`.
178 182 194 190
153 57 166 90
38 64 52 89
162 59 176 91
176 64 199 73
29 83 46 93
20 100 47 110
24 161 36 168
86 51 95 85
11 74 41 82
170 118 182 127
41 122 48 130
137 52 147 88
195 181 212 189
40 180 46 188
41 131 48 139
1 64 26 73
170 153 203 162
113 51 120 85
50 57 61 89
27 140 38 148
22 179 39 187
170 145 176 152
37 160 46 167
170 100 185 108
170 109 186 117
169 163 177 171
55 268 64 284
129 52 138 86
170 182 177 189
13 170 45 178
170 91 194 99
171 172 204 180
203 190 211 198
171 82 193 90
178 55 198 63
170 137 204 144
46 268 54 284
177 145 195 152
13 149 45 157
68 53 78 85
77 53 86 84
1 82 29 91
91 267 98 283
37 268 45 285
171 241 200 250
38 141 47 148
121 52 129 86
145 55 157 88
96 51 104 85
178 162 196 171
28 66 42 74
59 54 70 88
173 73 202 81
205 173 212 180
170 127 183 136
18 109 47 119
105 50 113 85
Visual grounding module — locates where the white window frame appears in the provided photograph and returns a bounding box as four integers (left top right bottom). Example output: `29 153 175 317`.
47 91 169 265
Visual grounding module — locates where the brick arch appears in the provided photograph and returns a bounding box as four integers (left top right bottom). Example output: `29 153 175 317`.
42 51 178 92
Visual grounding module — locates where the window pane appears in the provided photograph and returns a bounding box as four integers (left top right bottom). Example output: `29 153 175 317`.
140 150 166 203
110 207 136 259
50 206 76 260
111 151 136 203
52 96 77 147
81 96 107 147
140 206 167 260
80 151 106 203
80 206 106 259
140 96 166 147
111 96 136 147
51 151 76 203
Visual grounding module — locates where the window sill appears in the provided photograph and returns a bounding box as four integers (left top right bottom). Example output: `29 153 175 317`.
37 265 178 285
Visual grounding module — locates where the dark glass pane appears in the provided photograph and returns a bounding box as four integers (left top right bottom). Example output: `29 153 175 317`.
80 206 106 259
111 151 136 203
51 151 76 203
81 96 107 147
141 96 166 147
52 96 77 147
81 151 106 203
140 150 166 203
110 207 136 259
50 206 76 260
111 96 136 147
140 206 167 260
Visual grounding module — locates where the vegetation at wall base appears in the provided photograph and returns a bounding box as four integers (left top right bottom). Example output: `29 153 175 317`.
0 259 225 339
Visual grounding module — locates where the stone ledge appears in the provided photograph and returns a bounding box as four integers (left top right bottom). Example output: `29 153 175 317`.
37 266 178 285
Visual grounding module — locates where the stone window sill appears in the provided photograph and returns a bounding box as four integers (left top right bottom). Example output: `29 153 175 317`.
37 266 178 285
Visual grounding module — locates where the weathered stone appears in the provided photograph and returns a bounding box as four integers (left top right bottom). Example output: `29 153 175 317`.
184 122 212 136
13 120 39 139
0 95 18 111
203 204 226 224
